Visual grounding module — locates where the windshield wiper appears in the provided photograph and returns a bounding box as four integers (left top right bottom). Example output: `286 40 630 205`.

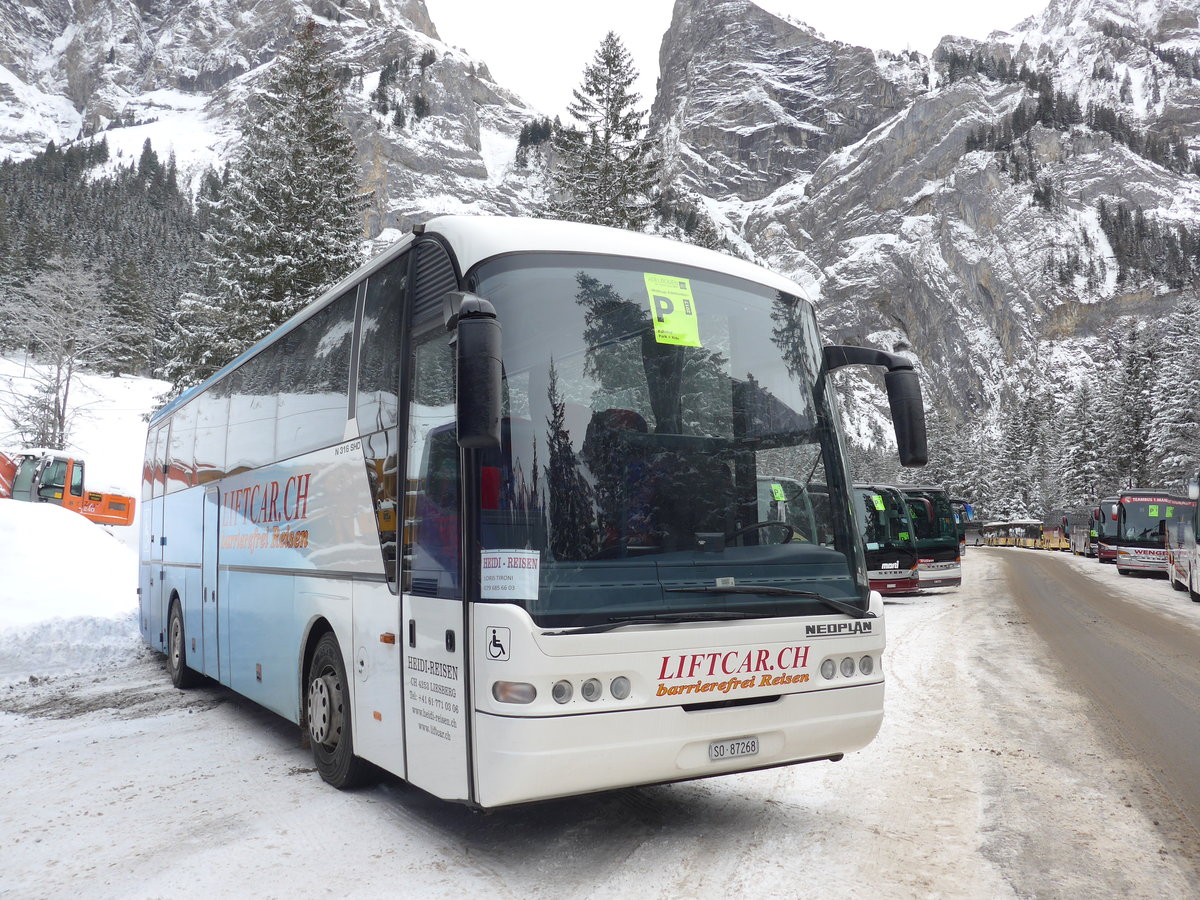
665 585 875 619
543 611 760 636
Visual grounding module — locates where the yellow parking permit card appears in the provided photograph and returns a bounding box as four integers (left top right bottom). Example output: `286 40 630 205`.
871 494 885 511
771 483 786 502
644 273 701 347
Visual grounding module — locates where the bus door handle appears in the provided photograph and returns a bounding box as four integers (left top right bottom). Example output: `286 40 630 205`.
408 619 416 648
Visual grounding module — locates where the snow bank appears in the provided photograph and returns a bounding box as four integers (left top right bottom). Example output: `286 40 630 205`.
0 500 140 684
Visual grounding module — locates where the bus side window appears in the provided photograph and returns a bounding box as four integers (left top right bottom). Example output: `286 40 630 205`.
70 460 84 497
405 327 459 599
277 289 356 461
194 383 229 484
357 252 407 436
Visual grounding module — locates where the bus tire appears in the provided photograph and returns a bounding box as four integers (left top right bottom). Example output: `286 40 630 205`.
306 632 371 790
1117 568 1129 576
167 600 200 689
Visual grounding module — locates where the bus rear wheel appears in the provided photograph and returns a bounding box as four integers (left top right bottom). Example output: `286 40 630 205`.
306 632 371 789
167 601 200 689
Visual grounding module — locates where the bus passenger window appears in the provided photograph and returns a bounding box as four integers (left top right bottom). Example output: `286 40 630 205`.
358 253 407 436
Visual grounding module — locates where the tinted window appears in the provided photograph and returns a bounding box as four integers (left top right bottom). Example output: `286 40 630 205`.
166 402 196 493
276 289 356 460
405 326 459 598
358 255 407 435
194 382 229 484
226 348 279 474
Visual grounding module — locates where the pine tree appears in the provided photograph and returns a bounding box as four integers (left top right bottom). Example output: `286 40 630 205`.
164 18 364 391
1149 296 1200 485
550 31 659 230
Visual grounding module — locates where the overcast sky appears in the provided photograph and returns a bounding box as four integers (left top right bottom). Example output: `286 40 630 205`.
423 0 1049 120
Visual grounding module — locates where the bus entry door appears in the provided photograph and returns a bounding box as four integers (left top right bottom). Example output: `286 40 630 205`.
402 594 470 801
201 487 221 681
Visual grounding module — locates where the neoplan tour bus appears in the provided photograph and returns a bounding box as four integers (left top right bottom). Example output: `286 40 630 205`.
139 216 927 808
899 485 961 588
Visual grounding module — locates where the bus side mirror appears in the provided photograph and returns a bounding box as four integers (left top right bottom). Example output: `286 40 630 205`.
883 369 928 468
444 291 502 450
823 345 928 468
1092 507 1101 521
1189 478 1199 501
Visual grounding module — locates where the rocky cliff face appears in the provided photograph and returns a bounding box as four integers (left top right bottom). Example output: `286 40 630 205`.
654 0 1200 434
651 0 925 204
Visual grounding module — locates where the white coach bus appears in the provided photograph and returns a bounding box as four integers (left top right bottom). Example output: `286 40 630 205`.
139 216 926 807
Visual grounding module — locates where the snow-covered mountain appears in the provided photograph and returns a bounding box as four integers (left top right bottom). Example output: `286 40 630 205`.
5 0 1200 435
651 0 1200 433
0 0 543 233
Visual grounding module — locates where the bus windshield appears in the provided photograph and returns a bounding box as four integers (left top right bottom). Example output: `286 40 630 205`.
902 488 957 546
1118 495 1181 543
425 253 864 627
853 487 913 550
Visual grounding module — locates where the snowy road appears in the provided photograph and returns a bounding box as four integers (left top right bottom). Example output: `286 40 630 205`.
3 551 1199 899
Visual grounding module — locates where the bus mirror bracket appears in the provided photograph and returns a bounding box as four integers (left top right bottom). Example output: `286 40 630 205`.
443 291 502 450
822 345 928 468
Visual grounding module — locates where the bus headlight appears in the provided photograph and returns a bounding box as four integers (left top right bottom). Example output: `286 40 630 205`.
859 655 875 676
820 658 837 680
493 681 537 704
610 676 631 700
581 678 602 702
840 657 856 678
551 680 573 704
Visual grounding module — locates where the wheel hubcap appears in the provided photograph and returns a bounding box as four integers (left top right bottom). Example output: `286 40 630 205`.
170 616 182 670
308 671 343 747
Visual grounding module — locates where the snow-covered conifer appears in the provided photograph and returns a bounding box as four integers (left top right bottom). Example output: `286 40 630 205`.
549 32 658 231
164 18 364 392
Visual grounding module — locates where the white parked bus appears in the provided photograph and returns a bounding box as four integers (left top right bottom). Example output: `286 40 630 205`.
139 216 926 807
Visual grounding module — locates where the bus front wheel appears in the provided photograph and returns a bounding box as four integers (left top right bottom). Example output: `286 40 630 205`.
167 601 200 689
306 632 371 789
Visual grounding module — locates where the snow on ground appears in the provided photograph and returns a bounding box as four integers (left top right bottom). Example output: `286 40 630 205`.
0 501 137 684
1 547 1198 897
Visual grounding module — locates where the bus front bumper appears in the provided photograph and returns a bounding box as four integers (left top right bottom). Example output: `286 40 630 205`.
471 682 883 808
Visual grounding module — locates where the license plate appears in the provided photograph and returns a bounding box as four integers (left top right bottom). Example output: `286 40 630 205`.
709 735 759 762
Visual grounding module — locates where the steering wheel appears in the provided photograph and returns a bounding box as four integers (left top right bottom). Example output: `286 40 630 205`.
726 521 796 544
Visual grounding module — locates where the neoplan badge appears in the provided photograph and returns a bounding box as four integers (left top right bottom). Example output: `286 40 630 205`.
644 273 701 347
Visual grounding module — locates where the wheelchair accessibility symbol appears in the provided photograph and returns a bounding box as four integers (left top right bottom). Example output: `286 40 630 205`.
486 626 510 661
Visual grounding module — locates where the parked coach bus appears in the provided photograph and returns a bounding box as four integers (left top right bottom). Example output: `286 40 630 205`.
900 486 961 588
1096 494 1121 563
139 216 928 808
1167 476 1200 600
852 485 919 594
1110 490 1197 576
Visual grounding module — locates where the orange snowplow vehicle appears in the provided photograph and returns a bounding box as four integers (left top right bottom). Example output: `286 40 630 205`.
0 450 136 526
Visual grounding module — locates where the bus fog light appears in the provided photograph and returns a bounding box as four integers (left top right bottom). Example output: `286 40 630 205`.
820 658 836 680
610 676 631 700
552 680 573 704
859 655 875 676
581 678 602 702
493 681 537 704
840 657 856 677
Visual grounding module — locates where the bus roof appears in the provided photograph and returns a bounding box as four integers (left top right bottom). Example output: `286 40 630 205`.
424 215 811 299
151 216 813 426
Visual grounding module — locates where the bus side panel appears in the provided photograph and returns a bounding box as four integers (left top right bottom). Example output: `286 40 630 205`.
138 494 161 649
351 580 405 777
402 593 470 801
226 570 300 721
163 488 204 667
